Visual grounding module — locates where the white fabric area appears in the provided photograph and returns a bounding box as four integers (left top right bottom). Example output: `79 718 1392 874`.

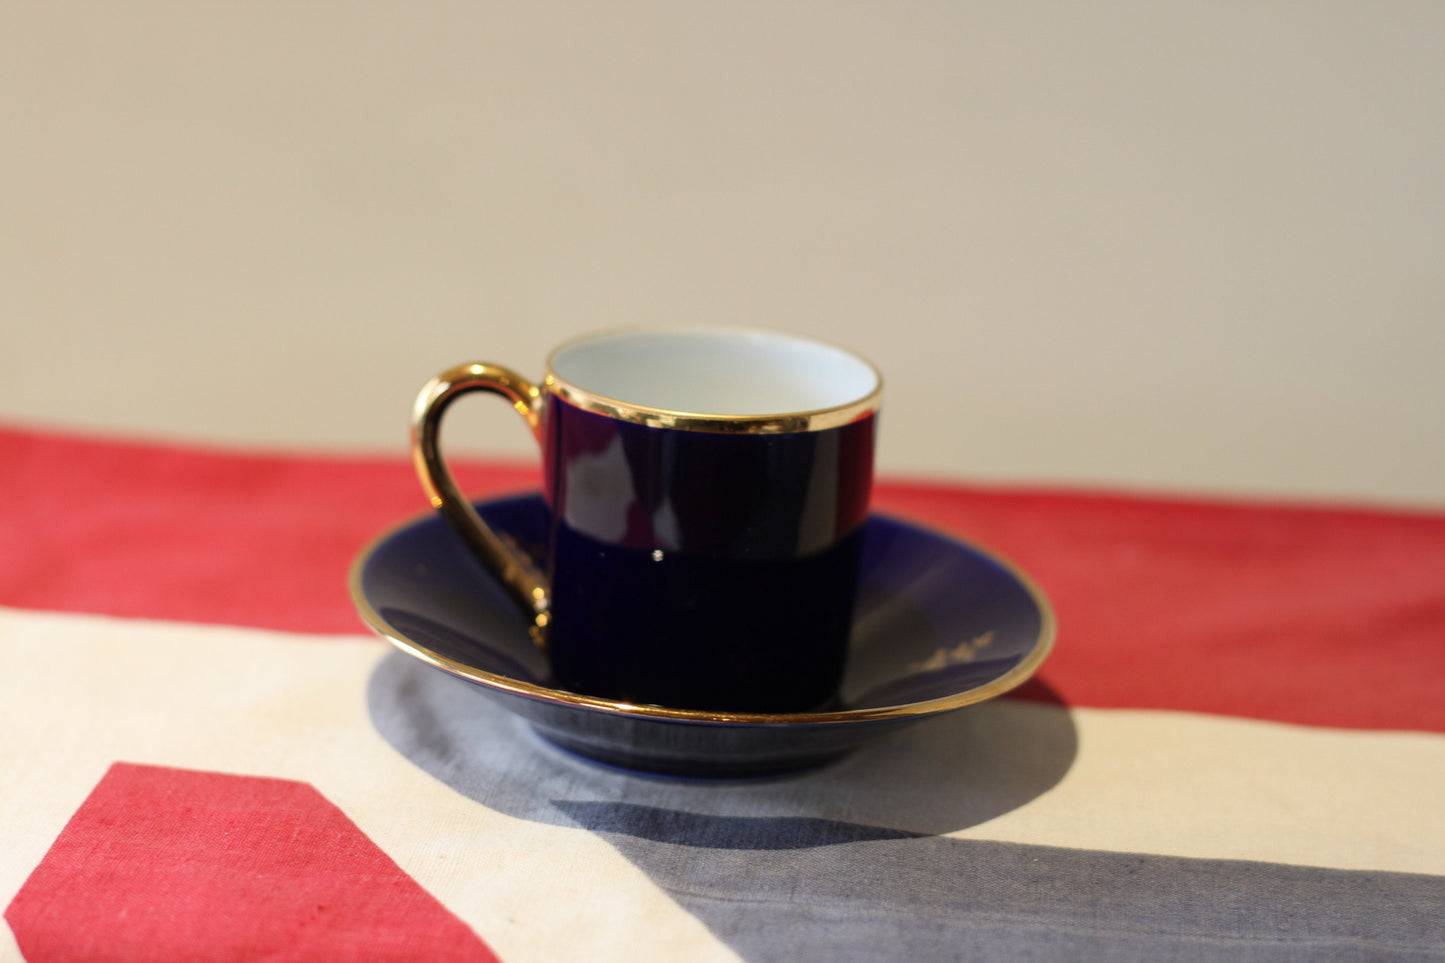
1 606 1441 962
0 608 730 963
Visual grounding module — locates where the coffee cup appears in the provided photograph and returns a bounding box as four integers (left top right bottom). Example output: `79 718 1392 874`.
413 327 881 713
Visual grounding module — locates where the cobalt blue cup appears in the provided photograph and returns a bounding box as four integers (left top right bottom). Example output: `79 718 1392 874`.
412 328 882 713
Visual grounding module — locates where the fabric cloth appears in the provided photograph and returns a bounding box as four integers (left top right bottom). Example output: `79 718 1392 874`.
0 423 1442 961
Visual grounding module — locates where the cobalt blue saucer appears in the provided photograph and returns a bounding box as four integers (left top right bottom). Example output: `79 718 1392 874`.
350 493 1056 778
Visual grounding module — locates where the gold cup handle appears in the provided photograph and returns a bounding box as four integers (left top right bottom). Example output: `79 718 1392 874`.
412 363 550 627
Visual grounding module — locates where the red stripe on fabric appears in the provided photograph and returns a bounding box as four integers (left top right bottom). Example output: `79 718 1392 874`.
2 423 1443 732
5 762 498 962
0 424 538 633
874 482 1445 733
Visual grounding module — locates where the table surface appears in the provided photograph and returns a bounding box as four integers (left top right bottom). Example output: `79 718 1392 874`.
1 423 1442 962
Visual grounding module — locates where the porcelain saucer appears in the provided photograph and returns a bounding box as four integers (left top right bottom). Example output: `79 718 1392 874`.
350 493 1055 778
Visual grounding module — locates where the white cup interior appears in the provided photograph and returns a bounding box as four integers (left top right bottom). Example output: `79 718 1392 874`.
549 328 879 416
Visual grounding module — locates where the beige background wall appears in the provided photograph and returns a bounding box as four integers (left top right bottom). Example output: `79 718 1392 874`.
2 2 1441 505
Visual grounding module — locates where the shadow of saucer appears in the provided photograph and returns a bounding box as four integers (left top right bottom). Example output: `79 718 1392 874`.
369 652 1080 958
366 656 1445 963
367 649 1078 840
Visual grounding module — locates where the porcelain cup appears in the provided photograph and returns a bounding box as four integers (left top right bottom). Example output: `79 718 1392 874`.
413 327 881 713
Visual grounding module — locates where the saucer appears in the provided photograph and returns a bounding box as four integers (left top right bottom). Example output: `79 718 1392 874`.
350 493 1056 777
